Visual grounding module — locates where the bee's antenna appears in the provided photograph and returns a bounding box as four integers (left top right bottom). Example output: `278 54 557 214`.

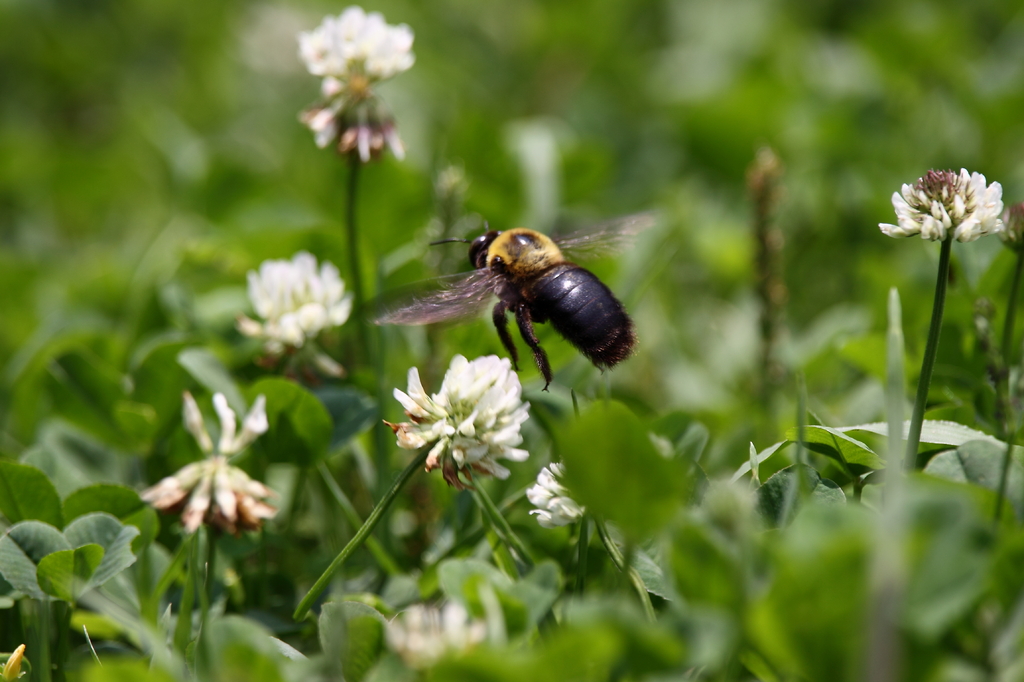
429 238 472 246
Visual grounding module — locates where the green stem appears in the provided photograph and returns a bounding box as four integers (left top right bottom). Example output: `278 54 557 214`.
294 449 428 620
994 252 1024 523
53 602 70 682
173 533 199 655
906 236 952 469
472 485 534 570
317 461 401 575
995 433 1016 524
593 519 655 621
576 516 590 593
345 153 368 358
1002 250 1024 364
204 527 216 608
287 467 308 529
22 599 52 682
144 540 188 624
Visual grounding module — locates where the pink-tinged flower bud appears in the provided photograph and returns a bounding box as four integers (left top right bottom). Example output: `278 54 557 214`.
880 168 1003 242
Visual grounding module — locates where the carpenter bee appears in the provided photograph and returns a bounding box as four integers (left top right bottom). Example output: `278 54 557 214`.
376 213 655 390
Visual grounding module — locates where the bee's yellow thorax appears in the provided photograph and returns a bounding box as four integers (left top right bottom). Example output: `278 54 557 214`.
486 229 564 279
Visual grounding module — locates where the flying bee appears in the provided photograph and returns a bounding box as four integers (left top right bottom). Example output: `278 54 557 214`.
376 213 655 390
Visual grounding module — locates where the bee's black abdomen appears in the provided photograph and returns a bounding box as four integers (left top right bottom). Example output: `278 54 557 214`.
529 263 636 367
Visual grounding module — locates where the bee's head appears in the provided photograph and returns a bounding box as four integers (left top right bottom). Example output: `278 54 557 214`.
469 230 500 269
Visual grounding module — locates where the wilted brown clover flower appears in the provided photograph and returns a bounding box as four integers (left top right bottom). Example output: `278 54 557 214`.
142 392 277 534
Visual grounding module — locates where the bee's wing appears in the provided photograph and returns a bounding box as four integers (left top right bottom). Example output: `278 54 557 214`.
375 269 499 326
553 211 659 260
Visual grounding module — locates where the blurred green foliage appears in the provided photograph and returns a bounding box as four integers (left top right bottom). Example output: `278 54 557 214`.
2 0 1024 679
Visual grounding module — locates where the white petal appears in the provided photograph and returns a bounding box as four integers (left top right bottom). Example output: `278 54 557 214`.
213 393 237 454
182 391 213 452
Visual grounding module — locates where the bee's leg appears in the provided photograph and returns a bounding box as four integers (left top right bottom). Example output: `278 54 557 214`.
514 304 552 391
492 300 519 370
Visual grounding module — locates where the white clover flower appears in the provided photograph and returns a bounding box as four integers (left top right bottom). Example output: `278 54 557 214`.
880 168 1004 242
141 392 277 534
999 202 1024 251
299 7 414 83
237 252 351 373
386 355 530 489
386 603 486 669
527 463 584 528
298 8 412 161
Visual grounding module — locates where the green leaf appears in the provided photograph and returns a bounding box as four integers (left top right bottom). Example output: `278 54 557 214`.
19 421 127 497
0 521 71 599
438 558 513 606
756 464 846 528
313 386 377 451
130 337 193 432
903 476 993 640
0 460 64 527
731 441 790 483
177 347 246 415
841 420 1001 448
650 411 709 462
785 425 885 473
196 615 293 682
36 544 104 602
320 601 388 682
63 513 140 589
747 503 872 681
506 561 562 629
671 520 743 611
630 547 671 600
560 401 689 540
249 378 332 466
924 440 1024 518
63 484 159 551
80 659 178 682
112 400 160 441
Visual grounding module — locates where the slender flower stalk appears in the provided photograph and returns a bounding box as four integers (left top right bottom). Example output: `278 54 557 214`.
880 169 1004 467
904 236 952 468
593 518 655 621
994 203 1024 522
747 147 787 404
1000 203 1024 363
472 484 534 569
317 461 401 575
575 517 590 593
294 449 429 620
